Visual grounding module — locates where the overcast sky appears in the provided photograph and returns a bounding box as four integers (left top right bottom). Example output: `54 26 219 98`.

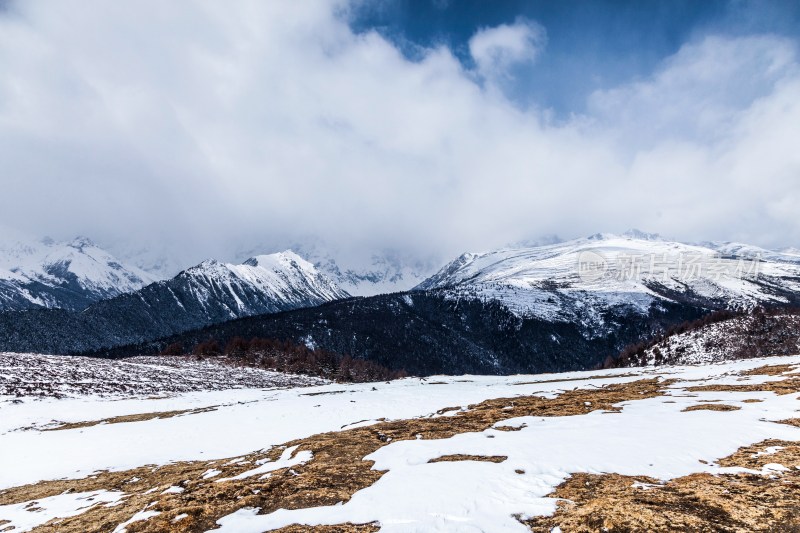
0 0 799 269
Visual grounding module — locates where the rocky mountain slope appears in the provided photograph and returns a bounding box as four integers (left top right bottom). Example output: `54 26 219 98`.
0 237 155 311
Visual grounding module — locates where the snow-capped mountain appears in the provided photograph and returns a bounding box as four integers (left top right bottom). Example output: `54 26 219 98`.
416 232 800 334
0 250 349 354
310 251 441 297
238 240 443 297
0 236 156 311
89 249 351 344
158 250 350 318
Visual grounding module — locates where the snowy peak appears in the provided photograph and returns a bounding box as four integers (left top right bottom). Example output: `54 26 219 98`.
271 242 442 297
0 236 156 311
417 234 800 324
0 248 352 354
416 252 479 290
587 229 662 242
621 229 662 241
243 250 313 272
67 235 96 249
40 238 154 292
162 249 349 319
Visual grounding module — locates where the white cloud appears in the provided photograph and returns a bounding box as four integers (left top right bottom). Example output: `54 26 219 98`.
0 1 798 270
468 17 546 81
588 35 799 146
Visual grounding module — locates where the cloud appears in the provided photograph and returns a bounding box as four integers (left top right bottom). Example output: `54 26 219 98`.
588 35 799 146
0 1 798 272
468 17 546 81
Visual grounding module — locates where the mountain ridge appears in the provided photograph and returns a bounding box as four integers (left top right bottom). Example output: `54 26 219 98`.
0 250 348 354
2 232 800 375
415 233 800 326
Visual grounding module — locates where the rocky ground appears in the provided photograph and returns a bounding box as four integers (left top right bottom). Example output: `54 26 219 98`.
0 352 326 398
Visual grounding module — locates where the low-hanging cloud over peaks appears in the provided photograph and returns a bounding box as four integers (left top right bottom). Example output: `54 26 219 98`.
0 0 798 270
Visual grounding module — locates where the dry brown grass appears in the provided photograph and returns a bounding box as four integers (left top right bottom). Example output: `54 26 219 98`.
740 364 799 376
717 438 799 470
511 373 635 386
43 407 218 431
682 404 741 412
494 423 527 432
686 375 800 396
271 524 379 532
524 440 800 533
0 378 668 533
428 455 507 464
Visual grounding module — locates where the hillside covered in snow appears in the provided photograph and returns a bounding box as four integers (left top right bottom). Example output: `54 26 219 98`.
418 232 800 327
608 307 800 368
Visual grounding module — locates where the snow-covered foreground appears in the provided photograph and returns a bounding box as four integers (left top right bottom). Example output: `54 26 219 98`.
2 354 800 532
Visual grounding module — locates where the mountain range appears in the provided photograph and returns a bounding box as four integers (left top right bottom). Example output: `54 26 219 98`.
117 232 799 375
0 251 347 353
1 231 799 374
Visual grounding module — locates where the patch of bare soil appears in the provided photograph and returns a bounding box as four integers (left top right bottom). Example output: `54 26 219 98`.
523 440 800 533
682 404 741 412
43 407 218 431
428 455 507 464
777 419 800 428
0 379 668 533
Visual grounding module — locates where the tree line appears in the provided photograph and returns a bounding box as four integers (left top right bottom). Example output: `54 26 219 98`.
160 336 408 383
